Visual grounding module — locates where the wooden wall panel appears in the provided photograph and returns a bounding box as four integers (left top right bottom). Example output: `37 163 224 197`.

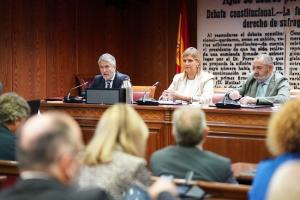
12 0 47 99
0 0 197 99
45 0 77 98
77 0 131 77
128 1 169 96
0 0 13 93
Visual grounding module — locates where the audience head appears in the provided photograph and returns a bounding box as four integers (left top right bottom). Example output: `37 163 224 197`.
172 107 208 146
267 161 300 200
182 47 202 78
97 53 117 81
0 92 30 132
84 103 149 165
252 54 274 82
17 112 83 185
267 99 300 156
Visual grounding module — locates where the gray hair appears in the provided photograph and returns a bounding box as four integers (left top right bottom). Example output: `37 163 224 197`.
17 113 79 170
97 53 116 67
0 92 30 124
253 54 274 66
172 107 207 146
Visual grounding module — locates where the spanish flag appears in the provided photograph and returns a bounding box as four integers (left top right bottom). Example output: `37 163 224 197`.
176 0 190 73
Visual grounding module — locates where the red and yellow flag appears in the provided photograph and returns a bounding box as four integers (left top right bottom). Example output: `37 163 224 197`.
176 0 190 74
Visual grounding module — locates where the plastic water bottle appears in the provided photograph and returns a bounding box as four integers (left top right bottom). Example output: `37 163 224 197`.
121 78 133 104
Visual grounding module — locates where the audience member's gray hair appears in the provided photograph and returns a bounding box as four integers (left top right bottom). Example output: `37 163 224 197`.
17 114 77 170
172 107 207 146
97 53 116 67
0 92 30 124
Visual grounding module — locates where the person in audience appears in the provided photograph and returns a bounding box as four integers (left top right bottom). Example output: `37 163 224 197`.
228 54 290 105
160 47 214 104
77 104 151 200
89 53 130 89
0 92 30 160
150 107 237 183
249 98 300 200
0 112 110 200
266 161 300 200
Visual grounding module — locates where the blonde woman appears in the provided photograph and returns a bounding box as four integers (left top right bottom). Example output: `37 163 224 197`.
77 104 150 200
249 99 300 200
161 47 214 104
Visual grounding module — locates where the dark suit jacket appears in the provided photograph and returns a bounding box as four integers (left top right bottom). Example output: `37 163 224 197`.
0 178 111 200
150 145 237 183
0 123 16 161
89 71 129 89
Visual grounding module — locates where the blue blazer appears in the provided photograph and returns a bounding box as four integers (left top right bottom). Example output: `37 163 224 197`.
89 71 129 89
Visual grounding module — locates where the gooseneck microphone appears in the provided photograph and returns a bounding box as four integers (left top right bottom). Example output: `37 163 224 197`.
64 82 88 103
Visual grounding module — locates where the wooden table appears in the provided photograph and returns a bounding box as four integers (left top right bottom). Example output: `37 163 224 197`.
232 162 257 185
40 101 273 163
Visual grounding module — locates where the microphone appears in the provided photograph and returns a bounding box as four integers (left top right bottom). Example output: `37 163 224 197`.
142 81 159 102
64 82 88 103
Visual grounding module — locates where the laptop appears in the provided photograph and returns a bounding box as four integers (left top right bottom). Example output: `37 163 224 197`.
86 88 126 104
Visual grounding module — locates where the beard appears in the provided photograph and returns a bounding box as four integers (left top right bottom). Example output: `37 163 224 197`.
253 70 271 82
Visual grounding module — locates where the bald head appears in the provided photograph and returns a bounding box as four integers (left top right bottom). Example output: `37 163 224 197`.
17 112 82 173
172 107 207 146
267 161 300 200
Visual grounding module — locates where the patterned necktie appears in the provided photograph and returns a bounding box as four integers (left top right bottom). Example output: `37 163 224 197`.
105 80 111 88
256 82 265 97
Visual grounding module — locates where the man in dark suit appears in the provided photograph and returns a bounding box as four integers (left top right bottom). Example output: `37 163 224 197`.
150 107 237 183
89 53 129 89
0 92 30 161
0 112 111 200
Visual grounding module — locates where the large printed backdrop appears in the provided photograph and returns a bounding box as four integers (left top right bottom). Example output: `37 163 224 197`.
197 0 300 89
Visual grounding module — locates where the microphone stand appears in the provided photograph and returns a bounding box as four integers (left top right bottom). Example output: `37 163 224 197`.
64 82 88 103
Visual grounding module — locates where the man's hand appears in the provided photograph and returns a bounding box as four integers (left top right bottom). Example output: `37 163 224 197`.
239 96 257 104
229 90 241 100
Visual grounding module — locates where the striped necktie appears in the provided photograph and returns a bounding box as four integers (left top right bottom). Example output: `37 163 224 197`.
105 80 112 88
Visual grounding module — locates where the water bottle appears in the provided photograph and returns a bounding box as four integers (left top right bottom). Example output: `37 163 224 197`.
121 78 133 104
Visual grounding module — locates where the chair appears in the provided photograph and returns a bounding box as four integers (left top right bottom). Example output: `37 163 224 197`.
212 88 230 104
0 160 19 190
132 85 157 101
291 89 300 99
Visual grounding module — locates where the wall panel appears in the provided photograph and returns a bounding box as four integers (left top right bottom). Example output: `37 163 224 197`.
0 0 12 92
46 0 77 98
0 0 197 99
12 0 47 99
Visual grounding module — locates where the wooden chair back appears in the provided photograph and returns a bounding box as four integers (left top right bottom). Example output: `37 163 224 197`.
132 85 157 101
0 160 19 190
